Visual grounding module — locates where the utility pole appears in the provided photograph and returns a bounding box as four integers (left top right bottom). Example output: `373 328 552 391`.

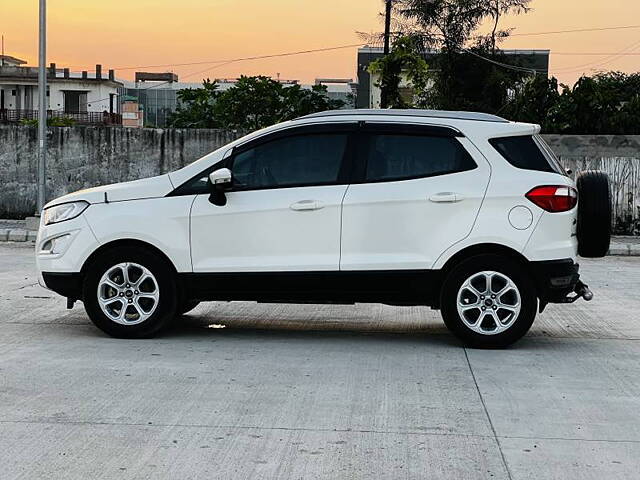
381 0 392 108
383 0 392 56
37 0 47 213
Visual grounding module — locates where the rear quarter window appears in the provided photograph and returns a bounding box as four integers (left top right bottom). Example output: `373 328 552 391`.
489 135 565 175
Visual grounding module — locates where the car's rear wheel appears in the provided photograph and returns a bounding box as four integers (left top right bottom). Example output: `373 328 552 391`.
83 246 178 338
441 254 537 348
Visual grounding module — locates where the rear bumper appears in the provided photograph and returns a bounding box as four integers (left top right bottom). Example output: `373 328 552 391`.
42 272 83 300
530 259 580 304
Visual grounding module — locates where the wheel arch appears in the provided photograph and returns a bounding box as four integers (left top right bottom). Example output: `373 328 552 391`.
440 243 530 276
81 238 179 275
436 243 537 308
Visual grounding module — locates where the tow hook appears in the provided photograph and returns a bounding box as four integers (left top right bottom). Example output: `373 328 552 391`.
561 280 594 303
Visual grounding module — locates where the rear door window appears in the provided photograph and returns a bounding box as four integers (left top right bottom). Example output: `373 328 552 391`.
364 134 476 182
489 135 565 175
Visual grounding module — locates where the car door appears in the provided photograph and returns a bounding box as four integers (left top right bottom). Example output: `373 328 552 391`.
189 124 354 273
340 123 490 271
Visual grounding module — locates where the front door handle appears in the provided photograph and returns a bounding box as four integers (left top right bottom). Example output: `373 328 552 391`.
290 200 324 211
429 192 463 203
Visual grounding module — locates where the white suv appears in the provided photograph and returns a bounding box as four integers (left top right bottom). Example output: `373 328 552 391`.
36 110 611 347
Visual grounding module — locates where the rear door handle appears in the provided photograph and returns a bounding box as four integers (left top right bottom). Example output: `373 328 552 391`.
429 192 463 203
290 200 324 211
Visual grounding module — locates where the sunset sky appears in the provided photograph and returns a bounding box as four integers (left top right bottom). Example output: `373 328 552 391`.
3 0 640 87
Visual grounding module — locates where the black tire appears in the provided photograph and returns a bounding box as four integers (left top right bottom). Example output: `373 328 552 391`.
178 300 201 315
82 246 178 338
576 170 611 258
440 254 537 348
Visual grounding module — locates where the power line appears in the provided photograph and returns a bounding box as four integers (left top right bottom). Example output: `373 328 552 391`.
551 39 640 73
553 52 640 56
62 23 640 73
72 42 366 108
458 47 544 74
511 24 640 37
75 59 239 109
66 43 364 72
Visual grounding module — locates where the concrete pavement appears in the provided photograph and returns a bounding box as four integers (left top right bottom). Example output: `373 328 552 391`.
1 243 639 479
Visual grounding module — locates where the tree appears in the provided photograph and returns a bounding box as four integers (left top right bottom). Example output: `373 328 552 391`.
484 0 531 54
504 72 640 134
168 79 220 128
388 0 532 109
502 75 560 128
169 76 344 130
368 36 429 108
393 0 481 108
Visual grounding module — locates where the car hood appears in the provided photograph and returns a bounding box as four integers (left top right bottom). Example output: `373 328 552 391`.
43 174 175 209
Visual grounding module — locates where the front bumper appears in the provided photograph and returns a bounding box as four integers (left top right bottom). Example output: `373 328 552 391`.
42 272 83 301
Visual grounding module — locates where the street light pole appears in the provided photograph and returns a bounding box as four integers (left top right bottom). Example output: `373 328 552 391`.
37 0 47 214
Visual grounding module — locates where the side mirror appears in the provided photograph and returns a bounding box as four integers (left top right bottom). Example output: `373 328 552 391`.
208 168 232 206
209 168 232 187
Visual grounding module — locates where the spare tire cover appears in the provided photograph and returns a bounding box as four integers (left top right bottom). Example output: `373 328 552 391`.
576 170 612 258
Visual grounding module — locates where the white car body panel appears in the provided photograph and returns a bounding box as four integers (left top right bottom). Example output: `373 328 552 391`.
83 196 194 272
190 185 348 272
340 138 491 270
35 110 578 286
35 214 100 273
44 174 175 208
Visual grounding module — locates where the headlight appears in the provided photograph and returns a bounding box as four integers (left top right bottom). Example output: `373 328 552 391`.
43 201 89 225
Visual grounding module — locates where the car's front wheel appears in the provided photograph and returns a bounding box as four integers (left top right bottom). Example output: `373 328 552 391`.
82 246 178 338
440 254 537 348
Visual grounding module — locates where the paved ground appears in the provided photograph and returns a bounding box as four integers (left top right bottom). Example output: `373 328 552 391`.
1 244 639 479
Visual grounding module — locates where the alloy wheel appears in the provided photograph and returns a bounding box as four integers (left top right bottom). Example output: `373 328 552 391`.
456 271 521 335
97 262 160 325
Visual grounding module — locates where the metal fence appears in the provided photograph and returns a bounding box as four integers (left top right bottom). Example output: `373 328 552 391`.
0 109 121 125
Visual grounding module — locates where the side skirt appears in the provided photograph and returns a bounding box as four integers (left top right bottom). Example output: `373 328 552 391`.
179 270 442 307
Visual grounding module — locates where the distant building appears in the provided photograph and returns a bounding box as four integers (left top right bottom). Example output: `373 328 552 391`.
0 55 27 67
121 96 144 128
0 60 123 125
121 74 354 128
118 74 231 128
314 78 356 108
356 46 551 108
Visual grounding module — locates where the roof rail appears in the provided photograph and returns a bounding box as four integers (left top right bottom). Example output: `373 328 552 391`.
298 109 509 123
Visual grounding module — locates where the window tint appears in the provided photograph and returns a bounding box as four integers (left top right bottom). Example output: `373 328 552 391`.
232 133 347 190
364 134 476 182
489 135 562 174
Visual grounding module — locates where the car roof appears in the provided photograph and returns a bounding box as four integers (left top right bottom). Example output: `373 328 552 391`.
298 109 509 124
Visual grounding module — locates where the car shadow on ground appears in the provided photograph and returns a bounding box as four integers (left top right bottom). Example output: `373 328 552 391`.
149 310 460 348
67 306 579 350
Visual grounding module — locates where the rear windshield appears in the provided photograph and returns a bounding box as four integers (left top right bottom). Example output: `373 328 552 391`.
489 135 565 175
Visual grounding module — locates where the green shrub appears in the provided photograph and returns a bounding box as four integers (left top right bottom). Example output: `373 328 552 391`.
18 116 76 127
18 118 38 127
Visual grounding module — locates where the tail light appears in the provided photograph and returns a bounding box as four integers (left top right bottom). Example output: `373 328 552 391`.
526 185 578 212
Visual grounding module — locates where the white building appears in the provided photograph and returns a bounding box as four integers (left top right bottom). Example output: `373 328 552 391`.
0 58 123 125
